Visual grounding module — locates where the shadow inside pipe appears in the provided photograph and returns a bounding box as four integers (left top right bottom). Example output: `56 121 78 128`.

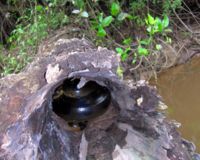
52 78 111 130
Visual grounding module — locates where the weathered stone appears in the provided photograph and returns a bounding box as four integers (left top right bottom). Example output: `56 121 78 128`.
0 38 198 160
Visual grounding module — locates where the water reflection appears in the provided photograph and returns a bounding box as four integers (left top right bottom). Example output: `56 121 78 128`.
151 57 200 152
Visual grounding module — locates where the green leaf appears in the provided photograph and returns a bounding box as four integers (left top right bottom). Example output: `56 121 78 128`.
137 46 149 56
156 44 162 50
166 37 172 44
127 14 134 20
116 66 123 78
162 15 169 28
155 17 163 32
116 47 123 54
116 47 128 61
147 14 155 25
98 13 103 23
145 18 148 25
102 16 113 27
35 5 43 12
125 47 131 54
74 0 85 9
140 39 150 45
132 56 137 64
97 26 106 37
17 28 24 34
147 26 152 33
123 38 132 45
132 53 137 64
48 3 53 7
111 2 120 16
61 15 69 25
121 53 128 61
117 12 129 21
164 28 172 33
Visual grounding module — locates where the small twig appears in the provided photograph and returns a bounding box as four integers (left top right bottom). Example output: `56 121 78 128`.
157 38 178 67
86 0 97 17
173 10 193 33
130 56 143 71
110 23 126 40
182 1 200 25
112 41 126 49
158 38 177 55
143 56 156 73
176 41 188 57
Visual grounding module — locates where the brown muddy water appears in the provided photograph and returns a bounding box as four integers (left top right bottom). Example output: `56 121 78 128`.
150 57 200 152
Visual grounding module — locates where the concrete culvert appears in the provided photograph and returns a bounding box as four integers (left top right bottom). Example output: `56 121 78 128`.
0 38 199 160
52 78 111 130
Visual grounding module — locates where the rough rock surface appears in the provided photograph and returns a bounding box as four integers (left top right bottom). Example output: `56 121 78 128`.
0 38 199 160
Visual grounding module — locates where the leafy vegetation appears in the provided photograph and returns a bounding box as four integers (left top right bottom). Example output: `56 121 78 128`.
0 0 184 77
0 0 68 76
92 13 113 37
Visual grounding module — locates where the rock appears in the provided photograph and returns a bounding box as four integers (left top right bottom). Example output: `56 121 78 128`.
0 38 198 160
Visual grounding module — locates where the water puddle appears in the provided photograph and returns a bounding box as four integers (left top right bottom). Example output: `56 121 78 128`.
150 57 200 152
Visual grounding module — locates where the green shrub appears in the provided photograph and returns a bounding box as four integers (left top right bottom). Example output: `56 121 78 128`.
0 0 183 77
1 1 68 76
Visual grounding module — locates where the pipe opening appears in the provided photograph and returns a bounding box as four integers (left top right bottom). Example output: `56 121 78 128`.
52 78 111 130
